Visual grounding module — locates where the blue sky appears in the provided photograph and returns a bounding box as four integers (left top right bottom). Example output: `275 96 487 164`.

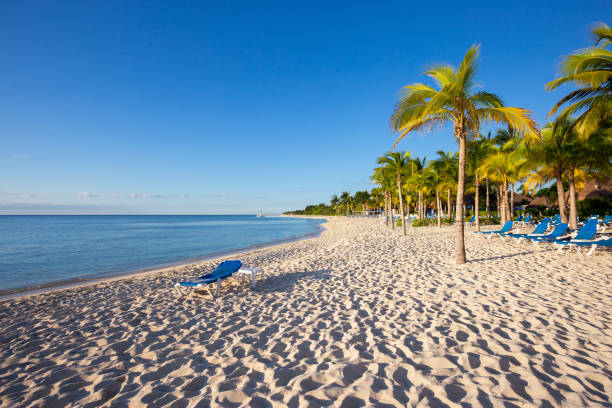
1 1 610 214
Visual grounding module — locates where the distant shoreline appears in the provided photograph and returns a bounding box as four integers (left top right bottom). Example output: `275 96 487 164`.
0 216 327 300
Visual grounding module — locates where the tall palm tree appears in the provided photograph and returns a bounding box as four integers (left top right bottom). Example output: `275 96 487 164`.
546 23 612 136
376 151 412 235
390 45 538 263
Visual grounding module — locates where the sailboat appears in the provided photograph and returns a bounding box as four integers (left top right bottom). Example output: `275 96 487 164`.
256 209 263 217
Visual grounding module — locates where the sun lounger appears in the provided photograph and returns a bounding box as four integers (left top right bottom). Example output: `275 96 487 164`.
528 223 569 245
502 220 549 241
466 215 476 226
555 237 612 256
552 219 599 252
473 221 514 239
175 260 243 297
516 215 532 226
598 215 612 232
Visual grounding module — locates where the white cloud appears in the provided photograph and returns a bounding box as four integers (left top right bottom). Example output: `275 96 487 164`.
74 192 97 198
0 191 42 199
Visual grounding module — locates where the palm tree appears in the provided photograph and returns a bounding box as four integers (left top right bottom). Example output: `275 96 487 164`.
546 23 612 136
372 165 396 228
376 151 412 235
391 45 538 264
467 137 493 231
369 188 385 216
330 195 340 215
479 149 527 224
524 119 579 225
426 162 444 227
435 150 458 219
406 156 427 219
339 191 351 216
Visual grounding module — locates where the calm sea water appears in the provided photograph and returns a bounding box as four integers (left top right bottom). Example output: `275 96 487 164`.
0 215 324 294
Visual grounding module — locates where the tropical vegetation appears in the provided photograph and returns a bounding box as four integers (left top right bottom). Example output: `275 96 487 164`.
286 22 612 264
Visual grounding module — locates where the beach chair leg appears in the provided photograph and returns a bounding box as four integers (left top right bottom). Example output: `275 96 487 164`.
587 245 598 257
214 279 222 297
174 285 191 298
555 244 564 253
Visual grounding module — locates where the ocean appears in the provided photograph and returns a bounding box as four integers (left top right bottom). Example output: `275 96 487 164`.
0 215 324 295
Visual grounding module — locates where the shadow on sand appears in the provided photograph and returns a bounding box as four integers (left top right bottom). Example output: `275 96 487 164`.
258 269 332 294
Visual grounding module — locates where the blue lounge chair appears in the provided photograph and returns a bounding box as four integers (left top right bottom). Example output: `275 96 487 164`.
598 215 612 232
552 219 599 252
503 219 549 241
474 221 514 239
556 237 612 256
466 215 476 226
529 223 569 245
517 215 532 226
175 260 243 297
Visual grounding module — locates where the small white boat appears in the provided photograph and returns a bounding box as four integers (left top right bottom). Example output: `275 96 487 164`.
256 209 263 217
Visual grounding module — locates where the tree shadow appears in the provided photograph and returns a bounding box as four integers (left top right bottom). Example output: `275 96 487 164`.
467 251 536 263
259 270 332 294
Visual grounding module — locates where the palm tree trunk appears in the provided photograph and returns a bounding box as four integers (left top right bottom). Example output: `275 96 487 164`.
436 190 441 228
417 191 423 219
496 186 501 223
510 185 514 220
555 170 567 223
568 166 578 229
397 175 406 236
447 188 451 219
455 128 467 265
485 178 490 219
504 183 511 222
384 192 389 227
475 175 480 232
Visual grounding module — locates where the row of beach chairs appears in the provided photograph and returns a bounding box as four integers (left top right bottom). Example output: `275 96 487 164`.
473 215 612 256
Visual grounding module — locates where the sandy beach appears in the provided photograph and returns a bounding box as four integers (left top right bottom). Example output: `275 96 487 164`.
0 217 611 407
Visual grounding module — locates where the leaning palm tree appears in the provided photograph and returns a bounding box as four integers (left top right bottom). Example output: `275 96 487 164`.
376 151 412 235
391 45 538 264
546 23 612 136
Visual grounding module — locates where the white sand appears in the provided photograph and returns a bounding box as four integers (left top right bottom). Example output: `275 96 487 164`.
0 217 611 407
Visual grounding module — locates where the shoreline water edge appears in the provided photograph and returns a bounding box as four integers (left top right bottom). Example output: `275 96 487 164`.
0 216 327 300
